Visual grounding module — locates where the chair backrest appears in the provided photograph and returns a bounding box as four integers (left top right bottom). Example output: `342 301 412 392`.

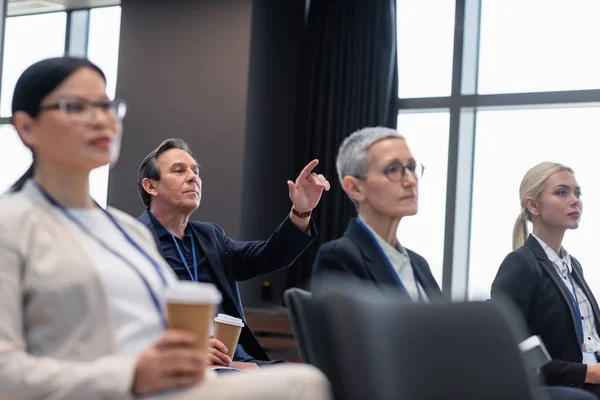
284 287 334 375
316 284 539 400
284 288 316 363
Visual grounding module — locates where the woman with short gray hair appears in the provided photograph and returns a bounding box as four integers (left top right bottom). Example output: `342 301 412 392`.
313 126 442 301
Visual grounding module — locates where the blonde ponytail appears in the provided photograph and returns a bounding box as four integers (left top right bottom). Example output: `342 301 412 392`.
512 212 529 250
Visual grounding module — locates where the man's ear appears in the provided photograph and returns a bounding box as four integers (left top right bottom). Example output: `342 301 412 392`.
12 111 37 148
524 197 540 217
343 175 365 204
142 178 158 198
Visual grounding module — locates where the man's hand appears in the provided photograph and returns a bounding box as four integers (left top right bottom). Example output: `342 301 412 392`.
585 363 600 384
131 330 207 396
208 338 232 366
287 159 330 213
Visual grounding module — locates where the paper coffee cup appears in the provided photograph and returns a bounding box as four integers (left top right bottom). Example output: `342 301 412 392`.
164 282 222 351
213 313 244 356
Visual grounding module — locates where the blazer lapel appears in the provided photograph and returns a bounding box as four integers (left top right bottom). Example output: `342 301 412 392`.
526 236 581 344
345 219 406 288
410 258 440 300
189 226 242 317
138 210 165 257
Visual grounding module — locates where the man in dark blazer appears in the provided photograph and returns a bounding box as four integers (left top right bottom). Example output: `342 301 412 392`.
137 138 330 369
492 234 600 395
312 127 443 301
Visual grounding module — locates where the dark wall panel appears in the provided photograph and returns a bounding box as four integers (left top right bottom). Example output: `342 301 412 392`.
111 0 307 307
109 0 252 238
238 0 307 307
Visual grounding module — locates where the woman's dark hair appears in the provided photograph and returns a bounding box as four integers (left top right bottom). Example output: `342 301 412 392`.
9 57 106 192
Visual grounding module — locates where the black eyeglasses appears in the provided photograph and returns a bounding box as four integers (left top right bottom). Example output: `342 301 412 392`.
356 161 425 182
39 97 127 124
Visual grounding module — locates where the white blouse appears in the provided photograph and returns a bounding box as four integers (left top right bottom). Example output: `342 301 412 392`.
53 207 177 356
531 233 600 366
361 220 428 302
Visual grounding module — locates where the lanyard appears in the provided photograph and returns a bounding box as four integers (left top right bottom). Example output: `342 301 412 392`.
35 182 168 327
170 231 198 282
567 272 585 347
356 218 423 302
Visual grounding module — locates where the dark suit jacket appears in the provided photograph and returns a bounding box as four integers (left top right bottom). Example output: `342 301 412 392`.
492 235 600 388
138 210 317 362
312 218 443 301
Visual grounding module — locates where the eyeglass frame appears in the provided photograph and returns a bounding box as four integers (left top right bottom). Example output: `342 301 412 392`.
354 160 425 182
38 97 127 124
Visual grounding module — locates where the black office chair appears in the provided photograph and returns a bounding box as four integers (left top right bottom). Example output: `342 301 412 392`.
315 283 542 400
284 287 333 376
284 288 314 363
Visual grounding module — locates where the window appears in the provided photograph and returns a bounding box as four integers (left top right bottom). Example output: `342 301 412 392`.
0 7 122 208
0 12 66 195
395 0 600 298
87 6 123 207
397 111 450 285
396 0 455 98
87 6 122 99
0 12 67 117
0 125 32 194
468 107 600 299
478 0 600 94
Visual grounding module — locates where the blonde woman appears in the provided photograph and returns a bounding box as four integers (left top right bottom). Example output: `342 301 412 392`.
492 162 600 397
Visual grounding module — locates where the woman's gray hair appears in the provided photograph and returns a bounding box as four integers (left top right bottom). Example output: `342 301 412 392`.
336 126 405 185
335 127 405 209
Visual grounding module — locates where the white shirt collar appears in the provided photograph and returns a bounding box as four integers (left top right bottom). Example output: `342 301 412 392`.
359 218 408 257
531 233 572 274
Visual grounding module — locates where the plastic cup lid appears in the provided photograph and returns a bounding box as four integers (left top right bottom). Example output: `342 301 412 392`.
214 313 244 327
163 281 222 304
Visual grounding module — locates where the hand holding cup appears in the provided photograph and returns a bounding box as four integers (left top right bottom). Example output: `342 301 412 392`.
164 282 222 351
131 330 207 396
208 338 232 366
212 313 244 364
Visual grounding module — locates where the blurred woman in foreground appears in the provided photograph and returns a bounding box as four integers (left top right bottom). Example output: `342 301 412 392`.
0 57 330 400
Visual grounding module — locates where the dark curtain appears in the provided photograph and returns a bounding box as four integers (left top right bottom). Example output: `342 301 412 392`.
288 0 399 288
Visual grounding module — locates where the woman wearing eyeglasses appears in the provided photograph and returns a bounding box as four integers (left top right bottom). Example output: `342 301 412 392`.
0 57 331 399
312 127 442 302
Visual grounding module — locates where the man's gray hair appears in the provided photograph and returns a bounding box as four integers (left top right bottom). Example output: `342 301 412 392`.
336 126 405 185
138 138 194 208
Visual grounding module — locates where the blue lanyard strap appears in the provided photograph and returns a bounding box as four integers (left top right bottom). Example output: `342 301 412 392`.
35 182 167 327
356 218 423 302
567 272 585 347
170 231 198 282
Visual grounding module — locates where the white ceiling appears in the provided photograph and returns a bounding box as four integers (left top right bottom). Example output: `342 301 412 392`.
7 0 120 16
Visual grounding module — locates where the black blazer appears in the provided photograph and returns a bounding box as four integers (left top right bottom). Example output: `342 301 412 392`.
312 218 443 301
138 210 316 362
492 235 600 388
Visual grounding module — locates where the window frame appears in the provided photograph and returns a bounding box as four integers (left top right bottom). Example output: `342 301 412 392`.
395 0 600 299
0 5 121 125
0 5 120 207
